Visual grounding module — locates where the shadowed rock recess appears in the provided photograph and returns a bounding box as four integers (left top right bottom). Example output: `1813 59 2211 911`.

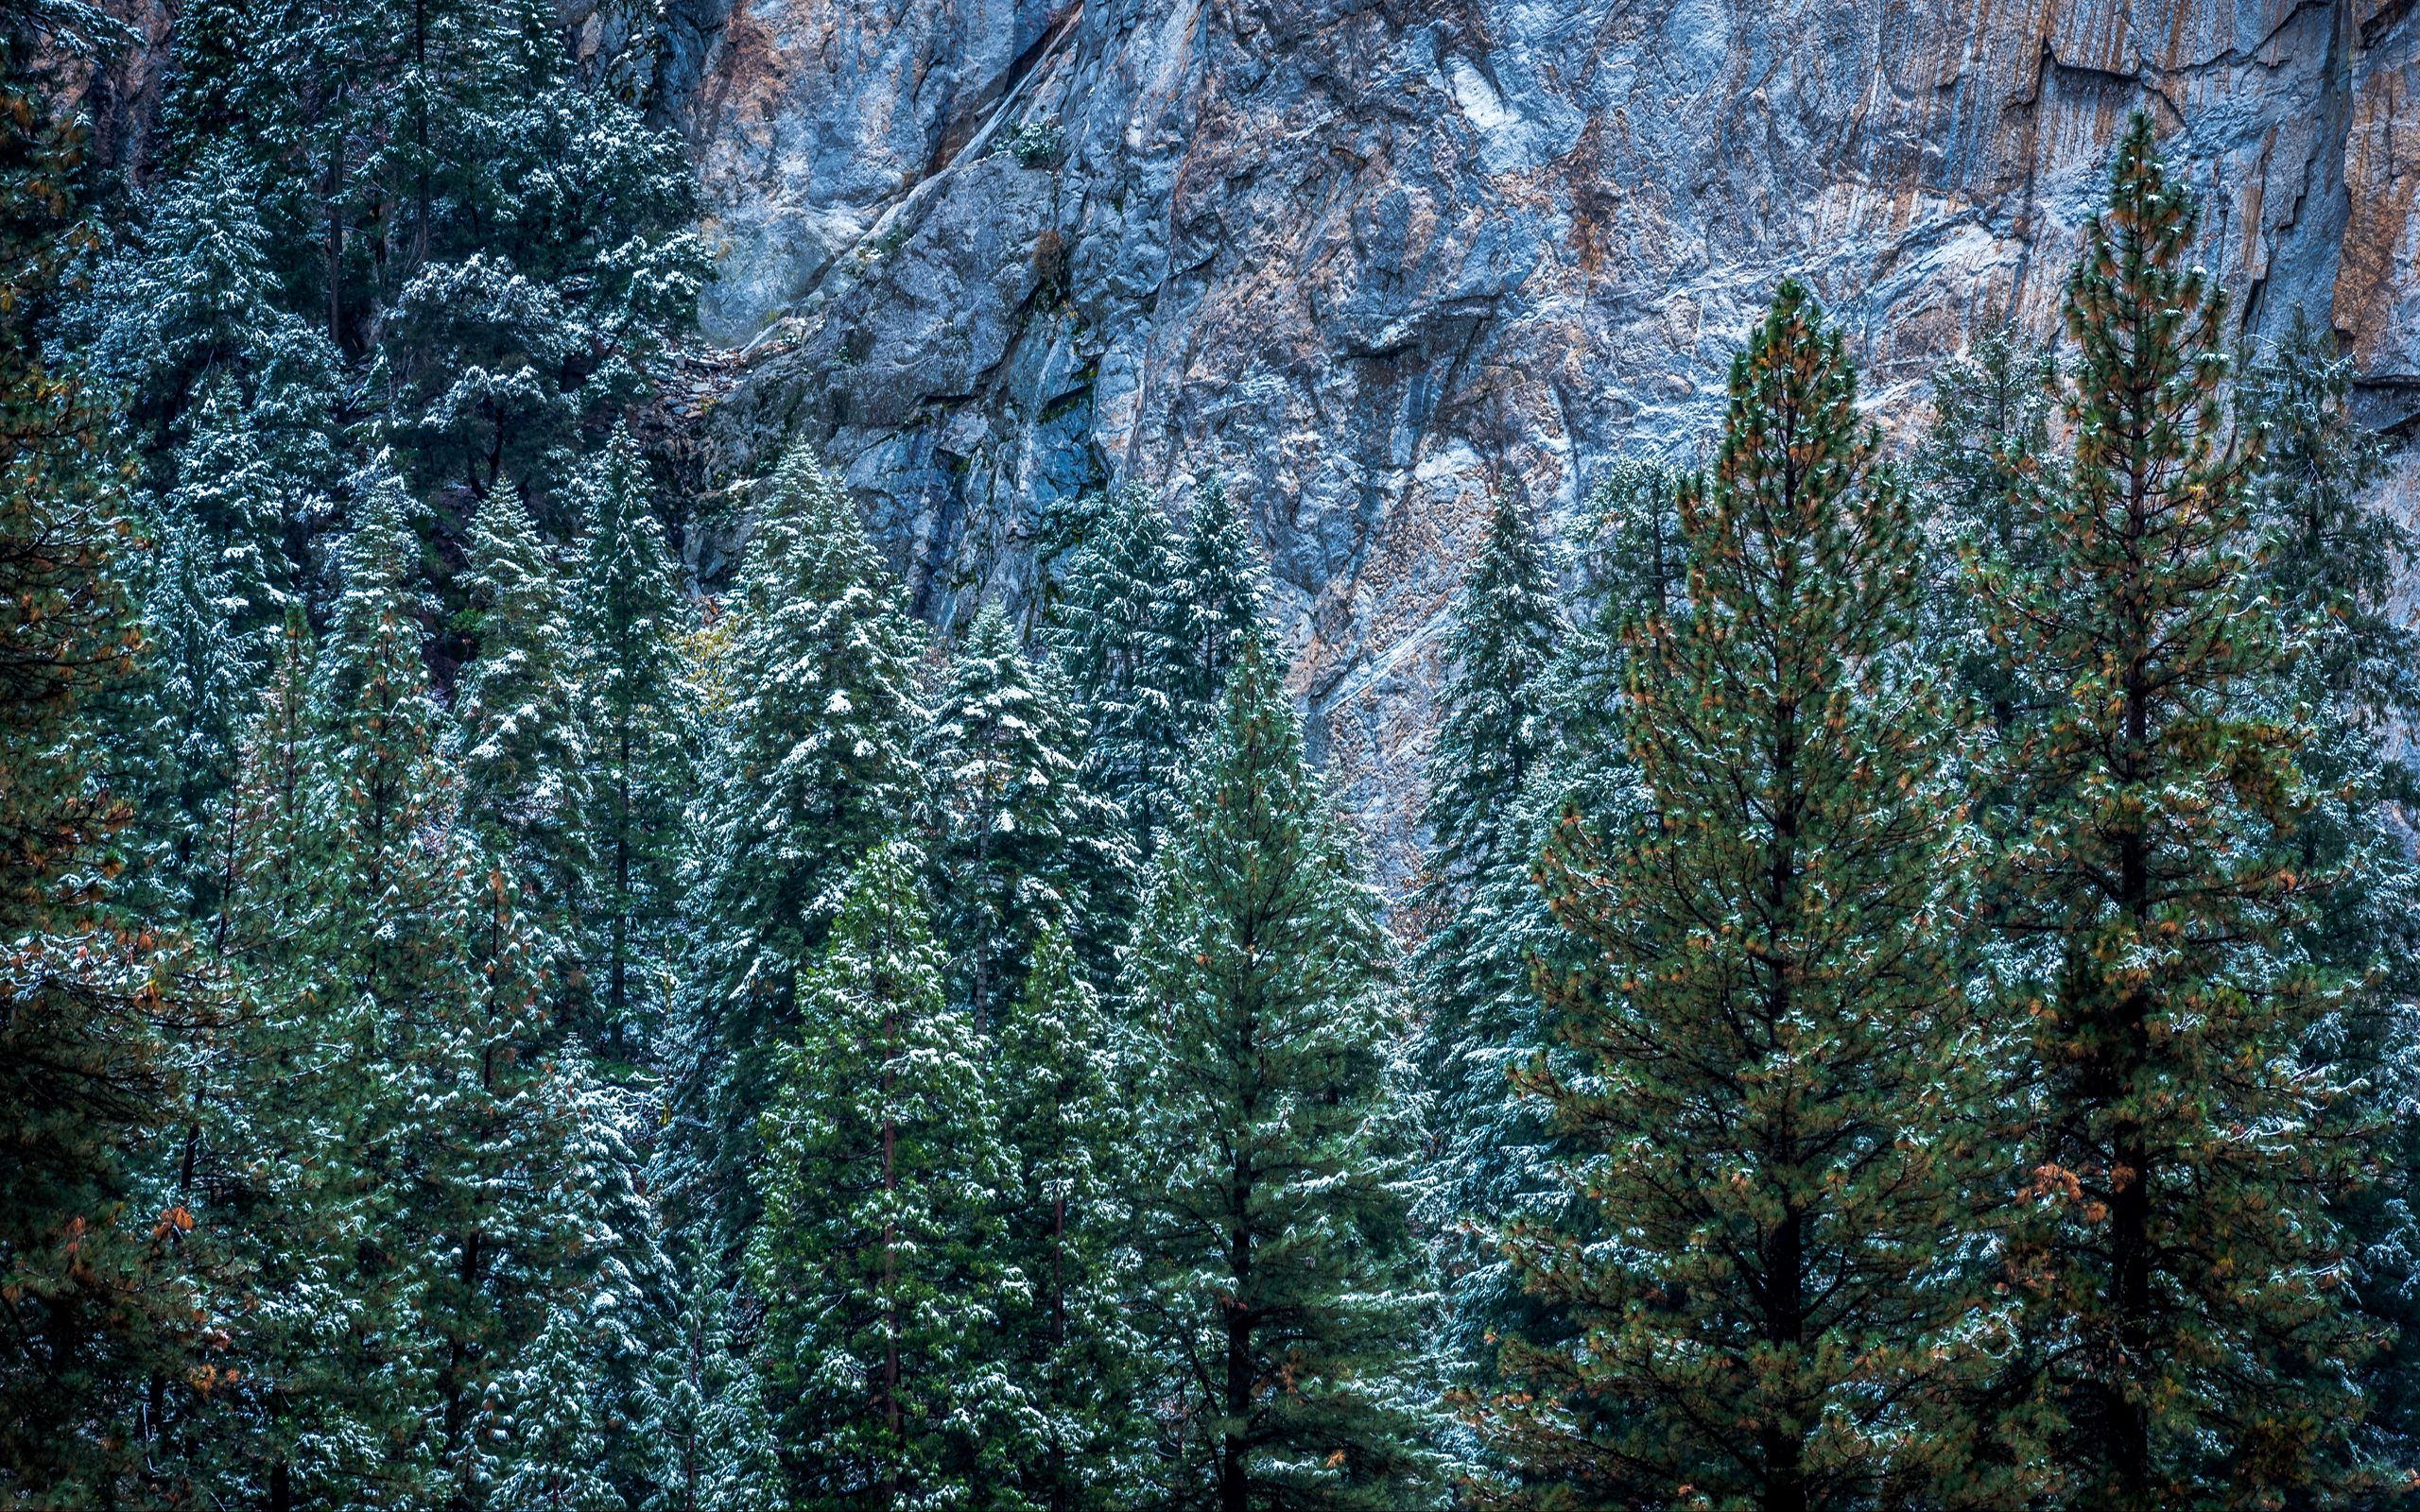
655 0 2414 875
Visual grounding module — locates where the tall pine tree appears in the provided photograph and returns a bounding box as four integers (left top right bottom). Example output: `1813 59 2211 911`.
678 440 923 1247
1483 282 2026 1511
1978 115 2377 1504
746 840 1026 1507
920 601 1132 1027
1408 490 1562 1378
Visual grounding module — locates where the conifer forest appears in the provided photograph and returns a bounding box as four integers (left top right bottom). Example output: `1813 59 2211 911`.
8 0 2420 1508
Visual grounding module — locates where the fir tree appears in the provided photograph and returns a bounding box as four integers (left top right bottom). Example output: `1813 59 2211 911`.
746 840 1027 1507
679 440 923 1246
996 919 1144 1508
1408 490 1562 1378
1129 630 1438 1510
921 601 1132 1027
455 485 596 1026
2240 316 2420 1481
1171 473 1266 743
0 7 201 1490
1483 281 2026 1511
1048 480 1189 860
572 423 691 1053
1977 115 2377 1504
640 1265 783 1512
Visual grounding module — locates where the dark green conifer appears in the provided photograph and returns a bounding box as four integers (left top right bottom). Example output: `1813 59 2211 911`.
1978 115 2377 1504
1484 282 2025 1511
1129 630 1438 1510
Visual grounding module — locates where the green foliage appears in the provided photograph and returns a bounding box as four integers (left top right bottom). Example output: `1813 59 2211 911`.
1129 631 1440 1510
572 424 693 1052
747 841 1026 1507
680 442 924 1246
1486 281 2031 1511
1408 490 1563 1380
1975 114 2377 1506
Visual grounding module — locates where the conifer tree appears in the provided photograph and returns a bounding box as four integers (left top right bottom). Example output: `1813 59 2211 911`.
679 440 923 1246
1048 480 1189 859
456 486 596 1024
573 424 691 1053
996 919 1143 1508
2240 317 2420 1475
746 840 1026 1507
1977 116 2376 1504
1408 490 1562 1376
127 498 264 917
641 1266 784 1512
1484 282 2024 1511
921 602 1132 1027
1171 473 1266 742
1129 630 1438 1510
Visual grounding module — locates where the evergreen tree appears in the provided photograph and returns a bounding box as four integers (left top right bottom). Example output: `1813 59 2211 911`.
1483 281 2025 1511
1408 490 1562 1377
1129 630 1438 1510
921 602 1132 1026
455 485 596 1025
640 1266 783 1512
679 440 923 1246
746 840 1026 1507
1977 115 2377 1504
1048 480 1189 859
126 497 264 917
572 423 691 1054
2239 316 2420 1483
996 920 1144 1508
1171 473 1266 742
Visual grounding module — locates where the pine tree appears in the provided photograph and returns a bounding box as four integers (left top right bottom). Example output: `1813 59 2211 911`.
1914 323 2062 732
996 919 1144 1508
1483 281 2026 1511
1977 115 2377 1504
921 602 1132 1027
1408 490 1562 1379
1048 480 1188 860
1129 630 1438 1510
746 840 1026 1507
455 485 596 1027
678 442 924 1248
573 424 691 1054
126 496 264 918
2240 316 2420 1482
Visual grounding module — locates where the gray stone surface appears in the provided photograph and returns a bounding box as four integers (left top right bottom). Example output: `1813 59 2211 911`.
562 0 2420 872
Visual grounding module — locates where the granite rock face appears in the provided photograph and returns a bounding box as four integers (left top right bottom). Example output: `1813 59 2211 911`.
668 0 2420 872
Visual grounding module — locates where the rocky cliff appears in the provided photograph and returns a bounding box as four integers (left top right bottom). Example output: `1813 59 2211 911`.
655 0 2420 873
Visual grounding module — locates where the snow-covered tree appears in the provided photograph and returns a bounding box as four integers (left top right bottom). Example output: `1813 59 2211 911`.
1978 117 2377 1503
1484 280 2027 1510
572 424 693 1054
678 441 924 1246
1407 490 1561 1381
996 919 1145 1506
1048 481 1189 860
639 1266 783 1512
746 840 1027 1506
921 601 1132 1026
455 486 596 1025
1170 473 1265 744
1129 629 1439 1509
